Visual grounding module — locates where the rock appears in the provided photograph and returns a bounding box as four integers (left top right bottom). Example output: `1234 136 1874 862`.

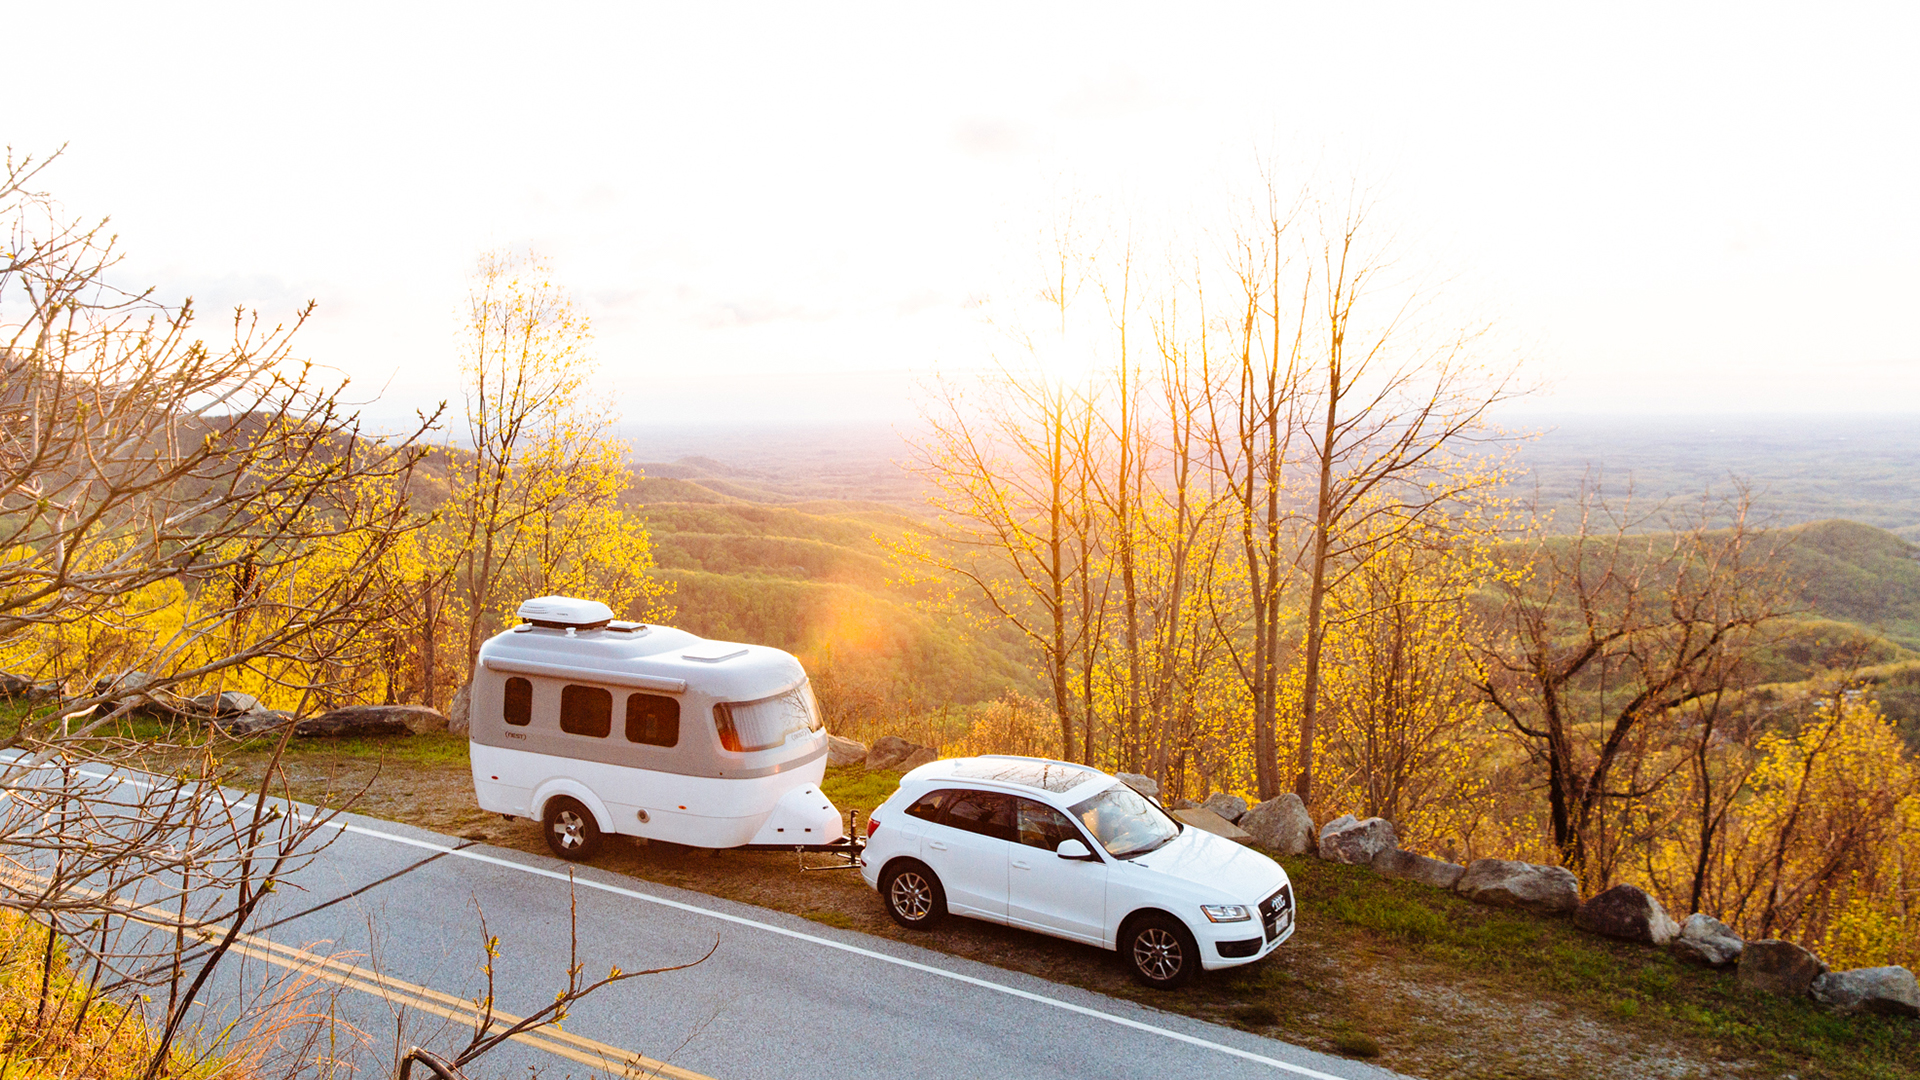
92 671 154 698
1810 966 1920 1016
1574 884 1681 945
295 704 433 738
1672 913 1744 967
827 734 868 767
1735 939 1827 996
189 691 261 718
1115 772 1159 800
1171 807 1253 844
219 710 298 737
1454 859 1581 914
1200 793 1249 823
447 682 472 736
1239 794 1316 855
1372 848 1466 889
0 673 37 698
864 734 937 772
1317 815 1398 865
1170 798 1201 811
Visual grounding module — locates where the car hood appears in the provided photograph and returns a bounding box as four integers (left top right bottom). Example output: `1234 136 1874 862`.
1124 825 1288 903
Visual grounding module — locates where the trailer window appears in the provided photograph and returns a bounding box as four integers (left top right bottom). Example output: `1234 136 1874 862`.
625 693 680 747
503 678 532 726
559 685 612 738
713 681 823 753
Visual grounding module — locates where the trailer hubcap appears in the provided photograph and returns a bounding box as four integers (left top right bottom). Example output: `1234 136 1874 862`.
553 809 587 849
890 872 933 920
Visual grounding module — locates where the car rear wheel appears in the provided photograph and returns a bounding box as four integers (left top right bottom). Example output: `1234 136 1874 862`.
881 860 946 930
543 797 602 862
1124 912 1198 989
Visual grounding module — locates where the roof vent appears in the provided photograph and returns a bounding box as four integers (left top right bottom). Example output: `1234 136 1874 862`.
516 595 615 630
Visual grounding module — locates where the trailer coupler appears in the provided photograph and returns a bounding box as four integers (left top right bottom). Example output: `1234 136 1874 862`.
736 808 867 870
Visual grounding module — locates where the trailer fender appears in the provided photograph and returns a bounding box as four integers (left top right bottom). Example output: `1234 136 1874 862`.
531 778 615 834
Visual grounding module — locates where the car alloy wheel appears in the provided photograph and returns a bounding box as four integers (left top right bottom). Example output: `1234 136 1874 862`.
881 861 945 930
1126 913 1196 989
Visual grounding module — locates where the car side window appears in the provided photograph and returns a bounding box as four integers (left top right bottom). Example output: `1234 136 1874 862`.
905 790 951 822
1016 797 1086 852
503 677 532 726
940 789 1014 842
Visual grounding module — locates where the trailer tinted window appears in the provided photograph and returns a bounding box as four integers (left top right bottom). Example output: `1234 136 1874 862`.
713 681 823 753
625 693 680 747
559 685 612 738
503 677 532 726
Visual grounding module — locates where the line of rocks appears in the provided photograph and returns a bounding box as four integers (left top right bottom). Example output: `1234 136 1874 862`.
1169 788 1918 1019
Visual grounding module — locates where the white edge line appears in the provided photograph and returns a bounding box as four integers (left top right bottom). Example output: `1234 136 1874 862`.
58 763 1374 1080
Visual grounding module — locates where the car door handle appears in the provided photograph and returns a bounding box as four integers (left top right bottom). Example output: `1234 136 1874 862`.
1011 858 1033 870
928 840 949 851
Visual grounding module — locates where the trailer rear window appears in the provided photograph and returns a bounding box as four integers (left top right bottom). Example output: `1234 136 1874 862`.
503 677 532 726
560 685 612 738
713 681 823 753
625 693 680 747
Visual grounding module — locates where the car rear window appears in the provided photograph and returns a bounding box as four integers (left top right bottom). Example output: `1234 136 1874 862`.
905 790 951 822
940 789 1014 842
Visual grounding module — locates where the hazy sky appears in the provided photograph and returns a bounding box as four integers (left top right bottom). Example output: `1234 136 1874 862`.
8 3 1917 426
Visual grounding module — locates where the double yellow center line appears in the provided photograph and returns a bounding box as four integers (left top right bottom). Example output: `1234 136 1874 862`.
1 868 714 1079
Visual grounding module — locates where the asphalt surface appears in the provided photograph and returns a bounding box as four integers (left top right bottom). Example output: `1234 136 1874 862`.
53 765 1410 1080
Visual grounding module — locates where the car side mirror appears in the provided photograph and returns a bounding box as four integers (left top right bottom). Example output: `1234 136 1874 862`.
1056 839 1095 860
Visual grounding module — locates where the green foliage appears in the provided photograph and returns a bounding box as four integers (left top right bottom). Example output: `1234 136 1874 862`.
819 765 901 815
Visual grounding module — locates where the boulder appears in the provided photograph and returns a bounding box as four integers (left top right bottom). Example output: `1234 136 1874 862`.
1735 939 1827 996
1317 815 1398 865
219 710 298 738
1200 793 1249 823
1574 884 1681 945
189 691 261 718
92 671 154 699
295 704 432 738
1671 913 1744 967
1239 794 1316 855
864 734 937 772
827 734 868 767
0 673 38 698
1454 859 1581 914
1115 772 1160 800
1810 966 1920 1017
447 682 472 736
1372 848 1466 890
1171 807 1253 844
1169 798 1201 811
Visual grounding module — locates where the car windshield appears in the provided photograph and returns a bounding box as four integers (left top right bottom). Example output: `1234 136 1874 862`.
1069 784 1180 859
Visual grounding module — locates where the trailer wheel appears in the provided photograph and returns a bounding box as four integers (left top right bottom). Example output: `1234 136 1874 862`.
880 860 946 930
543 797 602 862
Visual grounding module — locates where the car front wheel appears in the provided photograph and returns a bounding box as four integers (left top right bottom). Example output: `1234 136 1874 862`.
1124 912 1198 989
543 796 602 862
881 860 946 930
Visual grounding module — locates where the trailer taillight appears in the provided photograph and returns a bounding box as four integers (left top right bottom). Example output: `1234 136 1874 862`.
866 817 880 838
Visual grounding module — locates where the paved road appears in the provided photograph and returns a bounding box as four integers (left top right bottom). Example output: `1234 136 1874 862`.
48 763 1407 1080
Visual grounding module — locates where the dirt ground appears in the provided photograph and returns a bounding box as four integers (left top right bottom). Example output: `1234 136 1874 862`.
232 737 1900 1080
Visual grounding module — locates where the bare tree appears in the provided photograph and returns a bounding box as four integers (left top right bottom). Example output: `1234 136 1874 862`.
1473 485 1793 882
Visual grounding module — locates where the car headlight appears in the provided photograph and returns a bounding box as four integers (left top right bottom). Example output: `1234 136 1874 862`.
1201 904 1252 923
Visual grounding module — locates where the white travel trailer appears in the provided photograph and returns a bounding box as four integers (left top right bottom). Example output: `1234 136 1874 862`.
469 596 856 862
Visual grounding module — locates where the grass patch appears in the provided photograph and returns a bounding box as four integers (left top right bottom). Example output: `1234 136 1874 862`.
1277 854 1920 1079
1332 1031 1382 1058
802 910 856 930
820 765 901 816
1230 1003 1279 1028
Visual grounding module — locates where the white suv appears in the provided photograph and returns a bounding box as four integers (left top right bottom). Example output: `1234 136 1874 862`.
860 755 1294 988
